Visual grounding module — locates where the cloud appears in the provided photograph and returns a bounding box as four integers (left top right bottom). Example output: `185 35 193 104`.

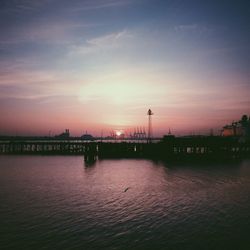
0 66 84 100
174 24 213 35
0 19 96 47
24 21 93 44
70 0 135 11
0 0 54 13
0 85 54 100
70 30 133 55
88 30 132 46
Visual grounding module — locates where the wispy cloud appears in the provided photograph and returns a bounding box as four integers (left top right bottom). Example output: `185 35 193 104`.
174 24 213 35
0 67 84 100
88 30 132 46
70 30 133 55
24 20 94 44
70 0 135 11
0 0 54 13
0 0 137 15
0 20 97 47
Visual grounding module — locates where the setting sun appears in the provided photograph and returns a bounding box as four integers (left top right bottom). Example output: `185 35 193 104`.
115 130 123 137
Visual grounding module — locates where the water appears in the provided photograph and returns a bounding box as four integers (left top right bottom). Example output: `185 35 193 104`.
0 156 250 250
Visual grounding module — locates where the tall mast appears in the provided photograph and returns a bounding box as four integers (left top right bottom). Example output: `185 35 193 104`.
147 109 153 143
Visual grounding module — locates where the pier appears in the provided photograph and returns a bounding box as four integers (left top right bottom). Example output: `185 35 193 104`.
0 136 249 160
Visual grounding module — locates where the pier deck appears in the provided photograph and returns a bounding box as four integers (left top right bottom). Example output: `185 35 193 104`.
0 136 249 160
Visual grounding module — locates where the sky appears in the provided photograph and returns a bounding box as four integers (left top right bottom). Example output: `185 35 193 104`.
0 0 249 137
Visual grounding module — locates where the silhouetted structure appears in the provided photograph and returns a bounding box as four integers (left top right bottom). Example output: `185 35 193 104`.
55 129 70 139
1 114 250 160
147 109 153 143
81 132 95 141
222 115 250 138
0 136 249 160
132 127 146 140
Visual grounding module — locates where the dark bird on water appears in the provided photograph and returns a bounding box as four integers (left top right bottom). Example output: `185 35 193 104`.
124 187 130 192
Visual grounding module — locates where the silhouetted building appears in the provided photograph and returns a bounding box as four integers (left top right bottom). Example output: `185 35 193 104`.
221 115 250 138
162 129 175 142
81 133 95 141
55 129 70 139
222 123 243 137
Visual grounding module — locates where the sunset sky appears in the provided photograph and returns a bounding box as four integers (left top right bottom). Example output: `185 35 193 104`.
0 0 249 136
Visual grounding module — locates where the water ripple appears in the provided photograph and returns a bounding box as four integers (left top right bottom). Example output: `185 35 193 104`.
0 156 250 249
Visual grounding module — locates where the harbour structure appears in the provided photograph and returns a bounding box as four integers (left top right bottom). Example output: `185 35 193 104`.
55 129 70 139
147 109 153 143
81 132 95 141
222 123 244 137
131 127 146 140
1 114 250 160
0 136 249 160
221 115 250 138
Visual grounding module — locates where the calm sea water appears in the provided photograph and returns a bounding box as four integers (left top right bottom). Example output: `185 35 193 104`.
0 156 250 250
